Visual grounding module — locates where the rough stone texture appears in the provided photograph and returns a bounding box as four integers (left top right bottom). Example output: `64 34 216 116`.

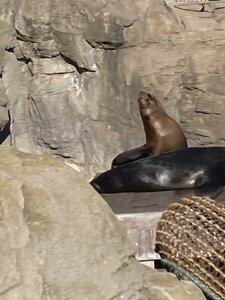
0 0 225 178
0 146 206 300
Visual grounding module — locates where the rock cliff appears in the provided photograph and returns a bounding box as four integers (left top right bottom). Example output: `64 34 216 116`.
1 0 225 178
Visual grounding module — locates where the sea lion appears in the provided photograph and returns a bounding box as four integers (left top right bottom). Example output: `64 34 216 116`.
139 91 187 153
91 147 225 196
111 91 187 168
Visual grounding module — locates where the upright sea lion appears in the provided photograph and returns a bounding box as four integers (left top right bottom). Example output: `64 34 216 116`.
138 91 187 154
91 147 225 196
111 91 187 168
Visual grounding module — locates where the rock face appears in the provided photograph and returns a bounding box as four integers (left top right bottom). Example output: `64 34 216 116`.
1 0 225 178
0 146 206 300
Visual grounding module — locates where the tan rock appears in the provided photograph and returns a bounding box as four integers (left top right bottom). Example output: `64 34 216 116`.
0 146 206 300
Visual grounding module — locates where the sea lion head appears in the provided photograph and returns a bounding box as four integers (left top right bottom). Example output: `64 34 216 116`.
138 91 162 114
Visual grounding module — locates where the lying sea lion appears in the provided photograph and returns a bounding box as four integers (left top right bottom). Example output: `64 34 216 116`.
111 91 187 168
91 147 225 197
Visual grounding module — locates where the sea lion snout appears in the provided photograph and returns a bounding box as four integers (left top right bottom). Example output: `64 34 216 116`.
138 92 151 110
138 91 158 109
138 91 148 99
90 180 101 193
138 91 149 104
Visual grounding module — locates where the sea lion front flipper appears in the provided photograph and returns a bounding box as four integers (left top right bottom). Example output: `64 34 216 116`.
111 145 151 168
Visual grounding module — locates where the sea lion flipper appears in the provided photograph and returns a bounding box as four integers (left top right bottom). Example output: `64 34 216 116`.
196 185 224 198
111 145 151 168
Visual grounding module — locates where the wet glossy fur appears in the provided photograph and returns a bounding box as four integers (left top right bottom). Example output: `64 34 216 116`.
112 91 187 168
91 147 225 194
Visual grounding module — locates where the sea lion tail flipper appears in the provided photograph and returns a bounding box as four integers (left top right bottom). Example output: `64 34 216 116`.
111 145 150 168
196 185 224 198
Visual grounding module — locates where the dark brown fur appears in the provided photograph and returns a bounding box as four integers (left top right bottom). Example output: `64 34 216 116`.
138 91 187 155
